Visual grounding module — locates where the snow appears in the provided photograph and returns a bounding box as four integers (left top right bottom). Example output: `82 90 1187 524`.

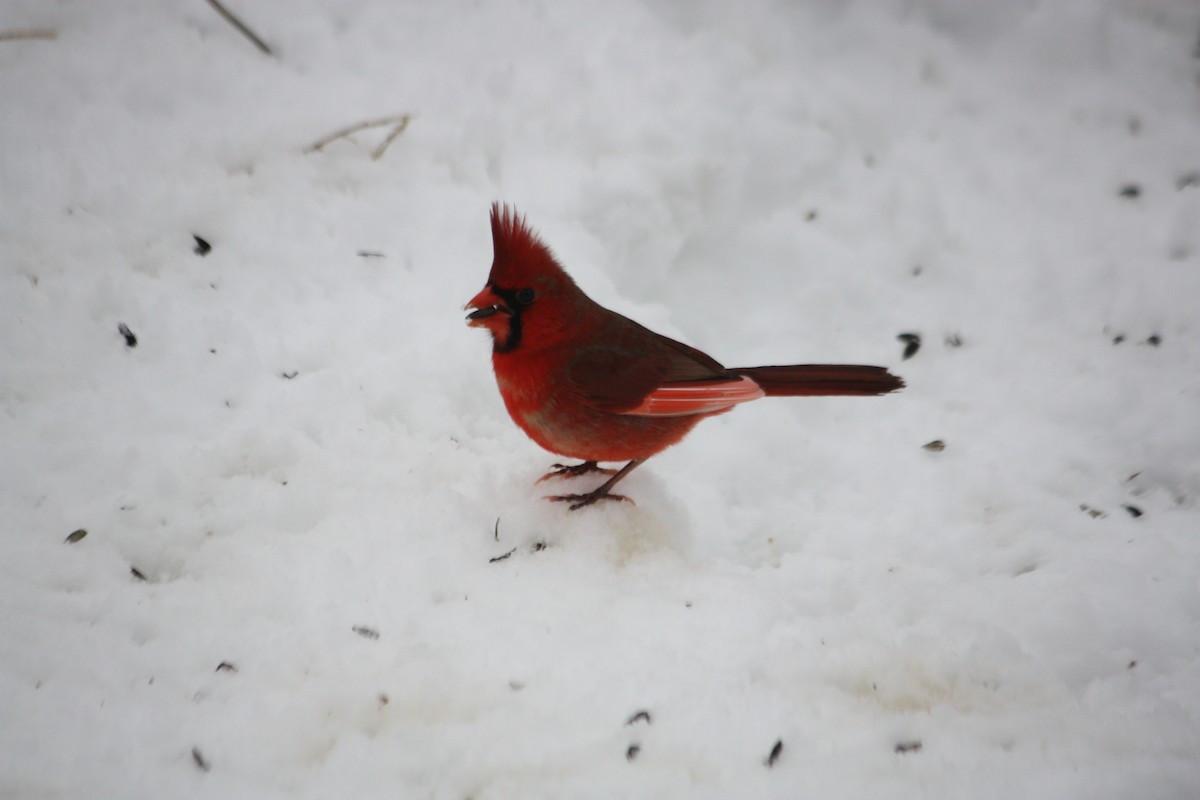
2 1 1200 797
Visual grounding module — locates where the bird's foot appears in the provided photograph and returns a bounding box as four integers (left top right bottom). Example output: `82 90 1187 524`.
536 461 617 483
545 490 635 512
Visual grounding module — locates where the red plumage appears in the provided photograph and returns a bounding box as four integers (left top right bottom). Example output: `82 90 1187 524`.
467 204 903 509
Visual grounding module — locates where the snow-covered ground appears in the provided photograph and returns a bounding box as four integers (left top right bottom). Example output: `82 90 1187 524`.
3 1 1199 797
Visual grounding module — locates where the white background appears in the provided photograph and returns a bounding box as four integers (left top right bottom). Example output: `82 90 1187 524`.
2 1 1199 797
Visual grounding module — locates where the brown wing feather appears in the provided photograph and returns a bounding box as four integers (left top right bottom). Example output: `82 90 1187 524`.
566 312 735 413
619 375 766 417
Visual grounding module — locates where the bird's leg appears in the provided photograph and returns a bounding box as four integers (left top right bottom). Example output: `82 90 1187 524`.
536 460 618 483
545 459 644 511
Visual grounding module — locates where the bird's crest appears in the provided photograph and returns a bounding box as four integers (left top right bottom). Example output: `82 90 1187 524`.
488 203 570 286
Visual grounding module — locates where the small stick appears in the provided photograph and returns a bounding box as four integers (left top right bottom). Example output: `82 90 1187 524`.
304 115 413 158
205 0 272 57
0 29 58 42
489 547 516 564
370 115 413 161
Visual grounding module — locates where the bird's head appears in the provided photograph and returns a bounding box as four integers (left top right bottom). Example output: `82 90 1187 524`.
466 203 584 353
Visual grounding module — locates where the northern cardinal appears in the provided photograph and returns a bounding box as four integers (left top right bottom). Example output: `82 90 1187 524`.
467 204 904 509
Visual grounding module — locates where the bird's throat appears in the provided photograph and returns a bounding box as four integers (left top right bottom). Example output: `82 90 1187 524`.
491 310 522 353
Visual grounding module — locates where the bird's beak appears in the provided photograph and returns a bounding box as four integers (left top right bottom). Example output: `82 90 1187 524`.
465 286 511 327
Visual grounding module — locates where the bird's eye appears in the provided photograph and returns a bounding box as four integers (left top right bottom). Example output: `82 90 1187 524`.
516 287 536 305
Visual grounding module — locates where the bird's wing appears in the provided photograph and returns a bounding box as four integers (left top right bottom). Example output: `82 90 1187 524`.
566 323 761 417
617 375 765 417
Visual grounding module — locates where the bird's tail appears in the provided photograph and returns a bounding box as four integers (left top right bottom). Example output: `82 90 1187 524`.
733 365 904 397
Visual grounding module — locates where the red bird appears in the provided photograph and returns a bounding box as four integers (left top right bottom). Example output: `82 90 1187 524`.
467 204 904 509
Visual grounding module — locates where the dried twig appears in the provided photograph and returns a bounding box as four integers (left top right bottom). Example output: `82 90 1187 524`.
304 114 414 160
0 29 58 42
370 115 413 160
489 547 516 564
205 0 272 56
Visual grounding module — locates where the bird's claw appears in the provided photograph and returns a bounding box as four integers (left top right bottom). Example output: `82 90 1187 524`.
536 461 617 483
545 491 635 511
